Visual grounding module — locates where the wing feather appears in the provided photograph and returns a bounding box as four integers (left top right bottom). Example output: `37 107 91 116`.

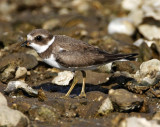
53 35 107 67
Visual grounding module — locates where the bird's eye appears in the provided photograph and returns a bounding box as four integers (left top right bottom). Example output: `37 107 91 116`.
35 35 43 41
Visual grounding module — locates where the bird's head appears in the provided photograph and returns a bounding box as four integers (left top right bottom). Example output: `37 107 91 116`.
22 29 55 53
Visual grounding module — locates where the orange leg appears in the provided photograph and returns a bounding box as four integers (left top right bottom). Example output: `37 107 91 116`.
65 76 78 97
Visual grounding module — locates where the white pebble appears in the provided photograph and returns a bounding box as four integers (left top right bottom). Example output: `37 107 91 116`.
15 67 27 79
108 18 135 36
52 71 74 86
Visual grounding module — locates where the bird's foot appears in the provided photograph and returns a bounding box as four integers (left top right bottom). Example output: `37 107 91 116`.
59 95 70 99
78 92 86 98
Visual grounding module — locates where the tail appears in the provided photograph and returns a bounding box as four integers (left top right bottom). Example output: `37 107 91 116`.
105 53 138 62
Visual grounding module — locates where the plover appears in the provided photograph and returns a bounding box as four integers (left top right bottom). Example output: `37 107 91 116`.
22 29 137 98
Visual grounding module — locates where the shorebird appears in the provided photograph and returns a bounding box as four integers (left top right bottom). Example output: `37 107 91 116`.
22 29 137 98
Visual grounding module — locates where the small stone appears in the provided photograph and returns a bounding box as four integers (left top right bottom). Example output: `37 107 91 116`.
52 71 74 86
29 105 60 122
138 59 160 77
0 92 29 127
41 6 52 14
0 53 38 70
71 0 90 14
98 97 114 115
27 71 31 75
42 19 60 30
134 59 160 84
128 9 143 26
109 89 143 112
112 61 140 74
0 106 29 127
97 63 113 73
138 42 153 62
26 49 42 61
59 8 69 15
14 102 31 114
0 92 7 106
108 18 135 36
121 0 142 11
15 67 27 79
142 0 160 21
38 88 47 102
0 64 16 83
0 1 17 14
138 24 160 40
4 81 38 97
120 117 160 127
124 59 160 94
133 39 155 47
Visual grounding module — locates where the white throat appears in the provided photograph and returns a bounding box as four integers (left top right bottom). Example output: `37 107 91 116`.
29 36 55 53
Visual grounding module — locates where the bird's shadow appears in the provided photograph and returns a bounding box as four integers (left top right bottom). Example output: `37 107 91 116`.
33 82 108 96
32 74 133 95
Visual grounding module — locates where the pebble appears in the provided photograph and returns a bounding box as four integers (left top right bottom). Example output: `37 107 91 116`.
0 1 17 15
112 61 140 74
108 18 135 36
98 97 114 115
0 92 29 127
142 0 160 21
134 39 154 47
0 92 7 106
109 89 143 112
120 116 160 127
134 59 160 85
0 64 16 83
122 0 160 22
138 24 160 40
123 59 160 93
4 81 38 97
138 42 153 62
52 71 74 86
71 0 90 14
128 9 143 26
29 105 61 122
59 8 70 15
0 53 38 70
13 102 31 114
97 63 113 73
121 0 142 11
42 19 60 30
15 67 27 79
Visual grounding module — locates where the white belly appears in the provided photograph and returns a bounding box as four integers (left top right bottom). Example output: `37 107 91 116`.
43 54 63 69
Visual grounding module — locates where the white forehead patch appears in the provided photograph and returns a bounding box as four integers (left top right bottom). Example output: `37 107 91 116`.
29 36 55 53
27 34 34 40
41 34 47 38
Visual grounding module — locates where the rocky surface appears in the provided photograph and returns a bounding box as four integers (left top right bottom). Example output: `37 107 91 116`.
109 89 143 112
0 92 29 127
0 0 160 127
119 116 160 127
